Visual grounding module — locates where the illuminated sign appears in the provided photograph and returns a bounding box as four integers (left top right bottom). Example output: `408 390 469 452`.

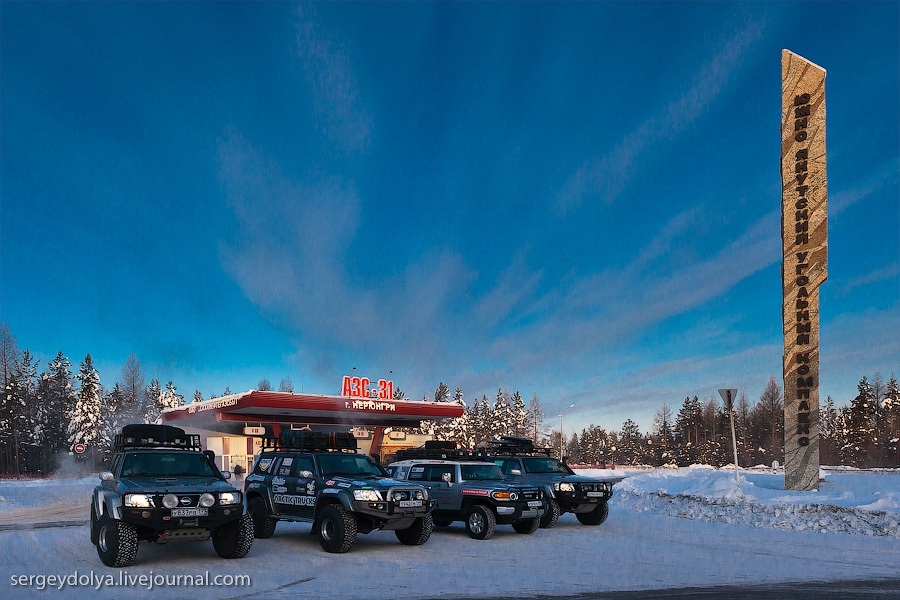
341 376 394 400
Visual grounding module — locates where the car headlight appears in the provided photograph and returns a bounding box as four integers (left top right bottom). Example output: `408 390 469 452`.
162 494 179 509
491 491 518 501
199 493 216 507
124 493 154 508
217 492 240 506
414 489 427 500
556 482 575 493
353 489 383 502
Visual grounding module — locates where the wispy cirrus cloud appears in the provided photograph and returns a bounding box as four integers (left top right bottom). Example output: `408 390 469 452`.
294 2 372 154
555 18 764 215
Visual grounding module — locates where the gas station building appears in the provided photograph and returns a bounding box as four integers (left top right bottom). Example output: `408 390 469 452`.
160 390 464 474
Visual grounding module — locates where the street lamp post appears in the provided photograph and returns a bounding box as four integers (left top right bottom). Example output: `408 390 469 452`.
558 404 575 460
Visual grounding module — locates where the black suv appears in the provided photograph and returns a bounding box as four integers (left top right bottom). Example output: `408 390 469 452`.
90 424 253 567
488 436 622 528
243 430 434 553
388 444 547 540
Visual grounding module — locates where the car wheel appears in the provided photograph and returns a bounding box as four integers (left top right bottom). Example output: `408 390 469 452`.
212 514 254 559
395 514 434 545
512 516 540 534
249 497 277 538
464 505 496 540
575 500 610 525
540 498 560 529
318 504 358 553
96 513 138 568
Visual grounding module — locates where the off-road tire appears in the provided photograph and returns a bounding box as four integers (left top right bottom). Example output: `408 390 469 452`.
464 504 496 540
395 514 434 545
89 504 98 544
249 497 277 538
540 498 560 529
575 500 610 525
432 517 454 527
96 513 138 568
212 514 254 559
318 504 358 553
512 516 540 534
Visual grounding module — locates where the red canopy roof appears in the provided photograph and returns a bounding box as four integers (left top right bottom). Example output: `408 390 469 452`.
160 390 464 428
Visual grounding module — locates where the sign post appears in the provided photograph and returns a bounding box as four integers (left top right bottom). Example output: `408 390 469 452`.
781 50 827 491
719 389 741 494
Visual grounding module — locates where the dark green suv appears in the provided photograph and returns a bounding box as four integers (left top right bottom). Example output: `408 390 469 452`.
90 424 253 567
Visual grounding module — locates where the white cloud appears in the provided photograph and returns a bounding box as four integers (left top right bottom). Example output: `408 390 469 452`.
555 18 764 215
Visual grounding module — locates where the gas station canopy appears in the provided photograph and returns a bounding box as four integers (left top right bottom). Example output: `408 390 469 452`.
160 390 464 428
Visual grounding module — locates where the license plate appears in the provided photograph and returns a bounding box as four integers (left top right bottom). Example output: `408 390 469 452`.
527 501 542 508
586 491 604 497
171 508 208 517
398 500 422 508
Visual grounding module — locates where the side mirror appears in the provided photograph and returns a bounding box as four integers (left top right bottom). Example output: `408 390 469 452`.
509 469 522 476
100 471 114 481
221 471 232 480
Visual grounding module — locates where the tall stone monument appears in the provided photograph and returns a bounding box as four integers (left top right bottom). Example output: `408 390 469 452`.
781 50 827 491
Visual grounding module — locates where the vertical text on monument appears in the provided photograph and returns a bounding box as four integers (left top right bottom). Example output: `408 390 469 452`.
781 50 827 491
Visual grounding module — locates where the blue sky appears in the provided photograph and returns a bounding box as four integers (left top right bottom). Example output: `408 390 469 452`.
2 2 898 434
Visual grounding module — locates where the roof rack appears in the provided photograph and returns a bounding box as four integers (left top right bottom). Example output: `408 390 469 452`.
114 424 202 452
488 436 555 456
262 430 359 452
394 441 492 462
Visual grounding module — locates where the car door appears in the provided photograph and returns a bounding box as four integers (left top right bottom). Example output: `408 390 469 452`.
270 454 301 517
290 454 317 519
420 464 460 511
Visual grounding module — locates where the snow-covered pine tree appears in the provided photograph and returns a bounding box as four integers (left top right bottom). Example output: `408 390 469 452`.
0 322 19 391
883 375 899 466
618 419 644 465
143 379 163 424
13 350 41 460
68 354 102 465
193 390 204 404
0 372 27 474
159 381 185 411
38 352 75 471
839 376 878 466
98 383 127 464
492 389 511 439
509 391 528 438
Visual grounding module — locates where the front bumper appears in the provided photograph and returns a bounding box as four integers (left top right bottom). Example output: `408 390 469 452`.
494 500 546 524
348 499 435 530
119 506 243 534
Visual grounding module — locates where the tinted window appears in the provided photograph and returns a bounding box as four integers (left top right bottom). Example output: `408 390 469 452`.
122 452 215 477
460 464 504 480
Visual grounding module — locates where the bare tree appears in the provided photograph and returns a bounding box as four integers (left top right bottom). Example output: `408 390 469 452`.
119 354 145 422
758 376 784 460
278 377 294 393
258 378 272 391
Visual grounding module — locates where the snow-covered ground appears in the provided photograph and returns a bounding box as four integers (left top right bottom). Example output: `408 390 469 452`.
1 466 898 598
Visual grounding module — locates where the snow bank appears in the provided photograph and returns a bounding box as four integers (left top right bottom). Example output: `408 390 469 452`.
588 465 900 538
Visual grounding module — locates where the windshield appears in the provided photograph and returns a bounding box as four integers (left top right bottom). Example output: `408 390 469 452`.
521 457 574 475
122 452 216 478
460 464 504 481
317 454 384 478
